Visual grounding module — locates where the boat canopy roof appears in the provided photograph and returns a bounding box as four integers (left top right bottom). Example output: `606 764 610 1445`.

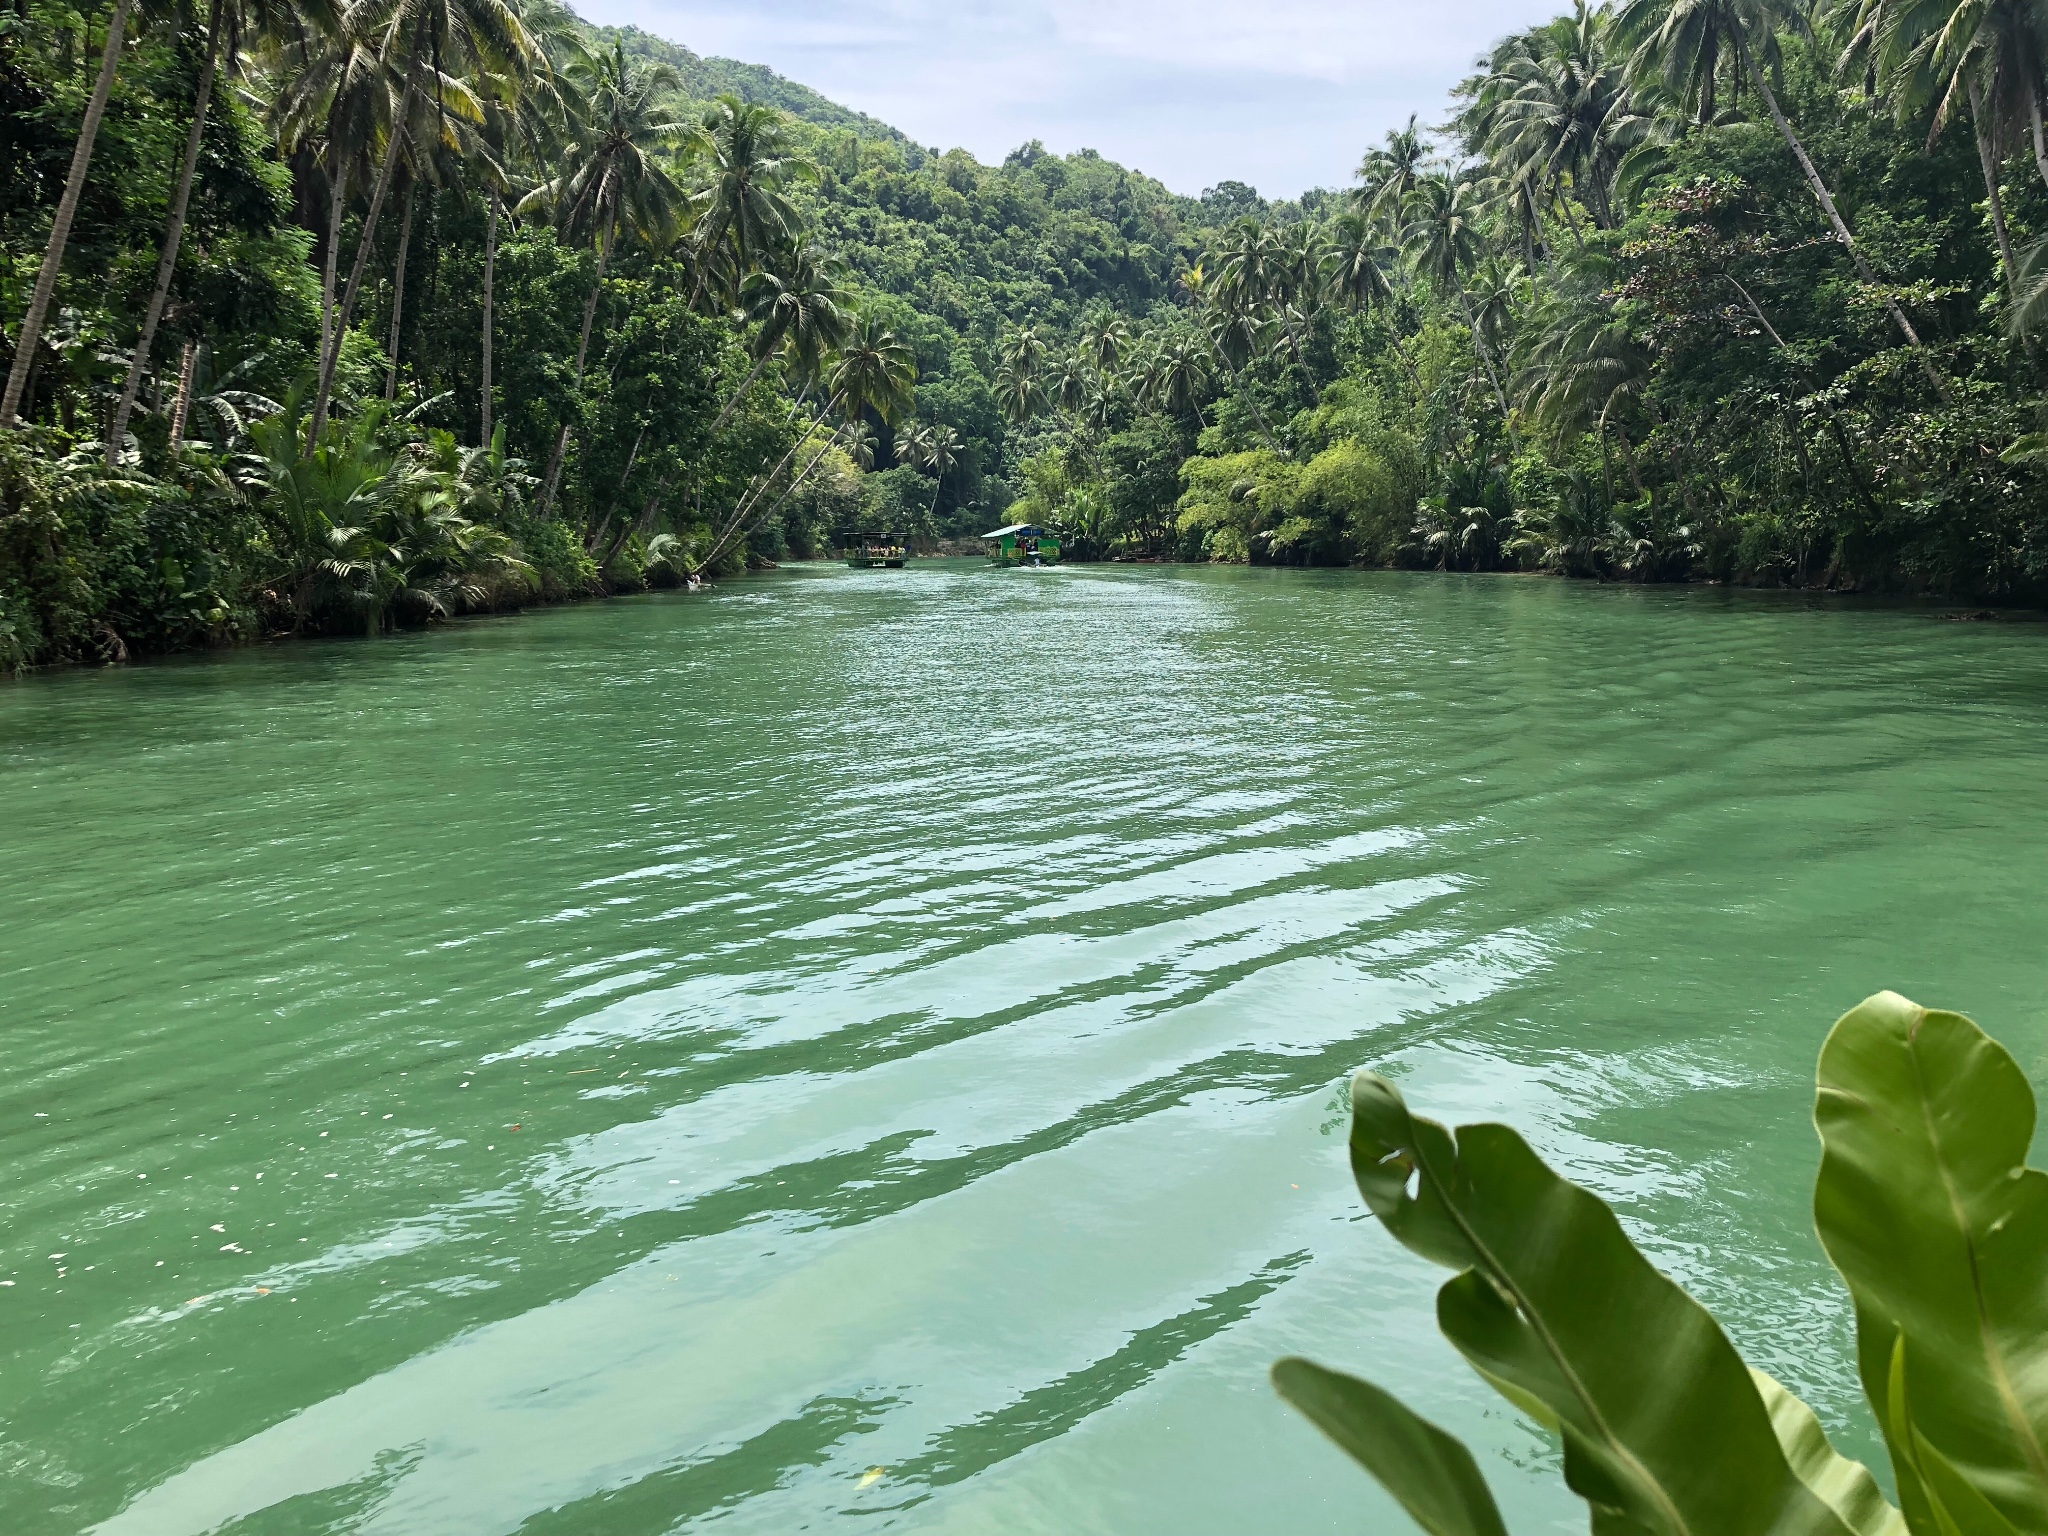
982 523 1047 539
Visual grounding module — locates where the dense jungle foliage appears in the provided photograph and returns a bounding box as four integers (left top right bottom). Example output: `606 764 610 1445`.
2 0 2045 669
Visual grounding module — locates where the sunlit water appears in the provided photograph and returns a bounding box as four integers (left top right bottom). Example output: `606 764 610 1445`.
3 564 2044 1536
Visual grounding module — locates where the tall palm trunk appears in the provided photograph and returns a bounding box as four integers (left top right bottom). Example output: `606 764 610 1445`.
1453 284 1510 416
706 346 775 436
706 426 842 572
108 0 224 461
713 391 841 554
315 160 348 440
383 177 420 401
536 183 619 516
480 188 498 442
310 31 427 441
168 337 199 444
2 0 135 427
2030 86 2048 193
1969 76 2022 306
1737 39 1948 399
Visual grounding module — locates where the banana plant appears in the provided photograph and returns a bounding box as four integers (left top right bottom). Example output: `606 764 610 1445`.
1275 992 2048 1536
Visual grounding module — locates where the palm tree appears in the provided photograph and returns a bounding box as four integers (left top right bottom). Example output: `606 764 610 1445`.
1614 0 1949 395
108 0 230 458
267 5 402 439
1834 0 2048 302
1140 336 1212 425
707 234 852 435
899 421 961 524
519 40 692 514
306 0 539 442
703 314 914 570
1462 3 1653 236
473 0 577 443
1354 115 1429 236
1513 262 1658 497
1404 172 1512 415
998 325 1050 383
686 94 813 310
1079 307 1129 372
1321 210 1426 393
3 0 141 426
996 360 1048 425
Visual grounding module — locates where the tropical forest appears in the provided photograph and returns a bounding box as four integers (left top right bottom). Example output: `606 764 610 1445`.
5 0 2048 669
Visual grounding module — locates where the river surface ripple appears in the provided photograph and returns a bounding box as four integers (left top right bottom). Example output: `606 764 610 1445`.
2 565 2044 1535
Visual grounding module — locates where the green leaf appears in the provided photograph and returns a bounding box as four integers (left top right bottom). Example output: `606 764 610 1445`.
1751 1366 1906 1536
1887 1331 2027 1536
1813 993 2048 1536
1271 1357 1508 1536
1350 1070 1865 1536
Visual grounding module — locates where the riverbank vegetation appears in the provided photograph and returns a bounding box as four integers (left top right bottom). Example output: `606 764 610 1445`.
3 0 2046 668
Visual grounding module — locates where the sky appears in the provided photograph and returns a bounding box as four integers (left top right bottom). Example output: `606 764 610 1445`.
571 0 1567 200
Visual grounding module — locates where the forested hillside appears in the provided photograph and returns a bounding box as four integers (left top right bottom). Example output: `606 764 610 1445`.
2 0 2044 670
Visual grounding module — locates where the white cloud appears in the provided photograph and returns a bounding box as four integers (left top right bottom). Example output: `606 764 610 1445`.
574 0 1562 196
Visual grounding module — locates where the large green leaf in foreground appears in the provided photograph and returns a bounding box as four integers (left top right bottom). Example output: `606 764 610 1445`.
1271 1358 1508 1536
1344 1072 1882 1536
1814 992 2048 1536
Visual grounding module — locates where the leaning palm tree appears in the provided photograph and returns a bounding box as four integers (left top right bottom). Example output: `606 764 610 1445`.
1613 0 1948 394
110 0 257 457
519 40 693 515
707 234 853 435
2 0 142 426
704 314 915 570
686 94 814 310
306 0 540 442
1833 0 2048 301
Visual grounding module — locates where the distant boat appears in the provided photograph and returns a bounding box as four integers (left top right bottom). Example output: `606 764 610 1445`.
982 522 1061 566
840 530 909 569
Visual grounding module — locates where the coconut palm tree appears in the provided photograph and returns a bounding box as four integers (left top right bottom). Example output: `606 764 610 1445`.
109 0 231 458
1404 172 1512 415
687 94 814 310
473 0 580 443
1614 0 1949 394
899 421 961 524
306 0 539 441
1833 0 2048 301
1079 307 1129 373
1140 336 1212 425
1354 115 1429 237
1321 211 1426 393
704 314 914 570
518 40 692 514
707 234 853 435
996 360 1048 425
2 0 141 426
998 325 1050 383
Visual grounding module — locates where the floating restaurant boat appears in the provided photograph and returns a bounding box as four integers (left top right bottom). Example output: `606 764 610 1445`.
982 523 1062 566
841 530 909 569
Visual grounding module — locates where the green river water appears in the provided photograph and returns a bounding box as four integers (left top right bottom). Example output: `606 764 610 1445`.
3 564 2044 1535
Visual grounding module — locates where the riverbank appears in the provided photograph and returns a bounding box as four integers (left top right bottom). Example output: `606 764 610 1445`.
8 553 2044 678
